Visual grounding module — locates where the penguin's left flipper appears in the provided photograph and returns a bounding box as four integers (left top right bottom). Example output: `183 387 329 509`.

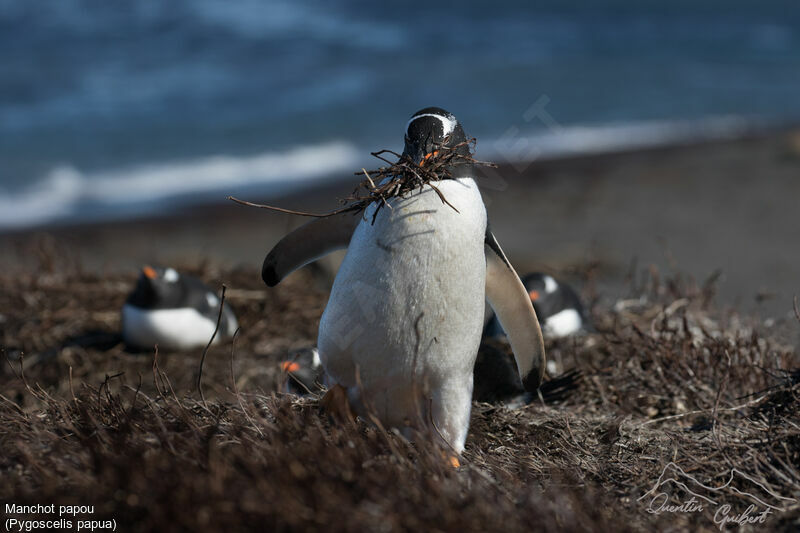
263 212 361 286
484 229 546 392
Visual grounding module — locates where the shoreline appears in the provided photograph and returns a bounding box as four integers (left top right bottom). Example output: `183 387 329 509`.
3 117 797 237
2 127 799 319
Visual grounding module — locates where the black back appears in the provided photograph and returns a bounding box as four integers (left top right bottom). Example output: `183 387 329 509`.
472 341 524 402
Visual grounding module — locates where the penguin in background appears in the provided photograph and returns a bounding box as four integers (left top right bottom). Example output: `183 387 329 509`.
261 107 545 454
122 266 238 351
479 272 588 396
484 272 589 340
280 347 323 395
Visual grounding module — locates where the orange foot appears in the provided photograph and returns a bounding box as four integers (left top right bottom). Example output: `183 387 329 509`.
439 449 461 468
321 384 356 424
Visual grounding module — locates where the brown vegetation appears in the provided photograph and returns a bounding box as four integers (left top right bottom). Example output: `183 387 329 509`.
1 253 799 532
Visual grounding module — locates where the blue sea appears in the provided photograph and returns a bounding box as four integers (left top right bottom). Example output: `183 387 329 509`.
1 0 799 229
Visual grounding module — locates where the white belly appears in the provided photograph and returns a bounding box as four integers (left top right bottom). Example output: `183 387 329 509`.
318 177 486 445
121 304 236 351
543 308 583 337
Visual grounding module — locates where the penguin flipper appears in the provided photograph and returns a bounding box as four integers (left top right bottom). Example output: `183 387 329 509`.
484 229 546 392
263 213 360 286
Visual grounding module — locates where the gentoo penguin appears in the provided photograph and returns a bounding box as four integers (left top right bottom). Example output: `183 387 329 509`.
261 107 545 454
484 272 587 339
280 347 324 395
122 266 238 351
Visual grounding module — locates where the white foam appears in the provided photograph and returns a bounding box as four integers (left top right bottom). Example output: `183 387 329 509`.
0 116 765 231
191 0 403 48
0 140 361 229
484 115 758 163
0 167 84 227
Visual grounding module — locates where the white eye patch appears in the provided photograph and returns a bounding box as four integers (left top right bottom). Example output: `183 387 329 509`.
406 113 457 137
543 275 558 294
164 268 179 283
206 293 219 307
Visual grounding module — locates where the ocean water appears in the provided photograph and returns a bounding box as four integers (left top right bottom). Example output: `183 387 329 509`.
1 0 799 229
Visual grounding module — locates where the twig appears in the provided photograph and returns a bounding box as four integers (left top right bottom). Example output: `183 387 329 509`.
229 138 495 224
223 288 267 300
227 197 356 218
362 168 376 190
152 346 166 399
68 366 78 407
635 392 771 427
197 284 227 406
229 328 263 437
15 353 40 400
126 372 143 419
793 295 800 324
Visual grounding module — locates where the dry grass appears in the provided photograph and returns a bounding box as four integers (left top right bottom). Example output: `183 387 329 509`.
1 247 799 532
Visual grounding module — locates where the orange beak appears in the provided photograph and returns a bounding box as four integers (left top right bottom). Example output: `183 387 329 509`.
280 361 301 373
528 290 540 302
420 151 439 166
142 266 157 279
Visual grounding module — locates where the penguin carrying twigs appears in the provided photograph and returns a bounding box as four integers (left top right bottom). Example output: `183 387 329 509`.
253 108 546 457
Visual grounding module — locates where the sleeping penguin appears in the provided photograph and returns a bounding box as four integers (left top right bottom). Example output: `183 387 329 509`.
122 266 238 351
484 272 588 339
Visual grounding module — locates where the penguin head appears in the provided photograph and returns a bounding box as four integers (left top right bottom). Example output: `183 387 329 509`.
403 107 470 165
520 272 588 335
127 265 183 309
520 273 558 305
280 347 324 395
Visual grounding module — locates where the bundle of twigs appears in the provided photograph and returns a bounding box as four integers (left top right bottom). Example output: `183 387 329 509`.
229 138 496 224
